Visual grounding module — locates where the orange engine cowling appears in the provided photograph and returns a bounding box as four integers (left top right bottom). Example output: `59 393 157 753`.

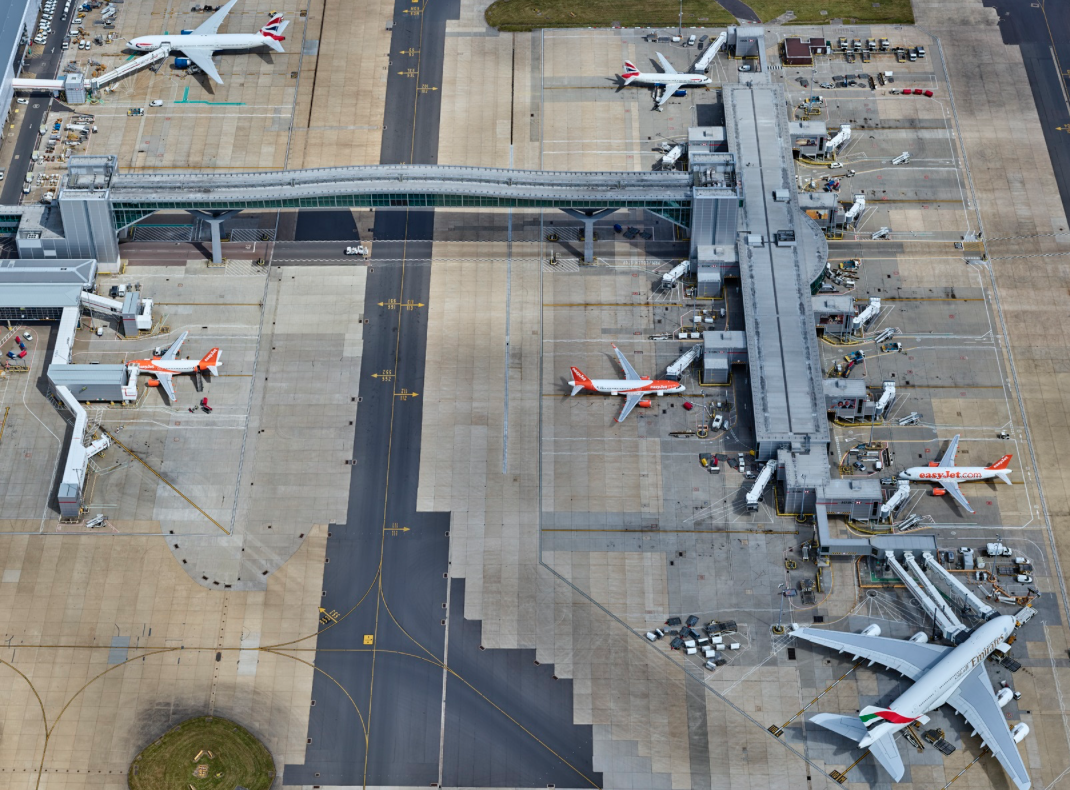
638 400 652 408
928 461 940 467
932 488 946 496
146 379 161 387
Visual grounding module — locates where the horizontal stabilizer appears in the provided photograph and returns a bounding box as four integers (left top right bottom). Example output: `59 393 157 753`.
812 713 905 782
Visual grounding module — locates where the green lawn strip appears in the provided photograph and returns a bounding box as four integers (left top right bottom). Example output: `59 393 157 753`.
486 0 735 32
129 716 275 790
746 0 914 24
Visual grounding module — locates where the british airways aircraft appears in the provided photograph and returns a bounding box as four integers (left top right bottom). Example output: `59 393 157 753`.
127 0 288 85
899 434 1013 513
792 614 1032 789
619 54 710 110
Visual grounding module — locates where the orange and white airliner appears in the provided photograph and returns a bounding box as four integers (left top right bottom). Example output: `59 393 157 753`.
569 345 685 423
899 434 1012 513
128 331 221 403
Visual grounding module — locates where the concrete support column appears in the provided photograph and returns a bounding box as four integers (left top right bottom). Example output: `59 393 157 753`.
188 209 241 264
561 208 616 263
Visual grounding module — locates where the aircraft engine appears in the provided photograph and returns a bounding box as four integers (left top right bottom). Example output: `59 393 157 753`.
861 624 881 637
996 688 1014 708
1012 723 1030 743
933 488 946 496
908 632 928 643
638 400 652 408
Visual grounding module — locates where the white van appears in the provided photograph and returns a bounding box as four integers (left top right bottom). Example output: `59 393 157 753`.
686 34 697 47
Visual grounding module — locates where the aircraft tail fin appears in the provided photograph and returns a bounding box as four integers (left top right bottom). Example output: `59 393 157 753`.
198 348 221 376
986 454 1013 484
569 366 595 396
812 713 905 781
622 60 640 85
986 453 1012 471
260 16 287 51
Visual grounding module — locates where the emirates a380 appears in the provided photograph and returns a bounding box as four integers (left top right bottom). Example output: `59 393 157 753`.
569 345 684 423
792 614 1031 789
899 434 1012 513
127 0 288 84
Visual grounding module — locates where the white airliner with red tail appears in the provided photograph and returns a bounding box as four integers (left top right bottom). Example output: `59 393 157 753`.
899 434 1012 513
569 345 684 423
128 331 221 403
792 614 1031 789
620 54 710 109
127 0 288 84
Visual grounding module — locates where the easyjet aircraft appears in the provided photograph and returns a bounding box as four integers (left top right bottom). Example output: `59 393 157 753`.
128 331 221 403
899 434 1012 513
569 345 685 423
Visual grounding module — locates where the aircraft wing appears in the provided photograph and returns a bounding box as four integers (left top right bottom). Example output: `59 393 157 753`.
947 663 1031 790
155 372 176 402
939 434 961 467
616 392 644 423
655 83 683 107
180 48 224 84
792 627 951 680
161 331 188 361
942 479 975 513
655 52 678 74
612 345 640 380
193 0 239 35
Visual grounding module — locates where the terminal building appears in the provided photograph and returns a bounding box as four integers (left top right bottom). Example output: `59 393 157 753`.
0 26 929 554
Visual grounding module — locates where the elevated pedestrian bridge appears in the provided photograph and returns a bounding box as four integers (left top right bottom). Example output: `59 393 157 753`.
83 162 694 229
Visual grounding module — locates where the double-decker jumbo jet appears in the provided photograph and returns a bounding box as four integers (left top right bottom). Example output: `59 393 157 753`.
127 0 288 84
620 54 711 109
792 615 1031 789
899 434 1012 513
569 345 685 423
128 331 221 403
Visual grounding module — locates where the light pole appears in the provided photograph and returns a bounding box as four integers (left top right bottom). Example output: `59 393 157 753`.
678 0 683 40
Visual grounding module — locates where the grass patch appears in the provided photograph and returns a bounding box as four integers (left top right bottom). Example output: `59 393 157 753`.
746 0 914 24
129 716 275 790
485 0 735 32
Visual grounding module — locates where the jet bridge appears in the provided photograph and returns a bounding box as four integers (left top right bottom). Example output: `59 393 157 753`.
874 380 896 416
922 551 997 620
80 290 154 335
745 460 777 510
879 480 911 520
54 384 111 518
693 32 727 72
89 47 171 91
843 194 865 224
884 550 968 641
852 297 881 329
826 124 851 154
